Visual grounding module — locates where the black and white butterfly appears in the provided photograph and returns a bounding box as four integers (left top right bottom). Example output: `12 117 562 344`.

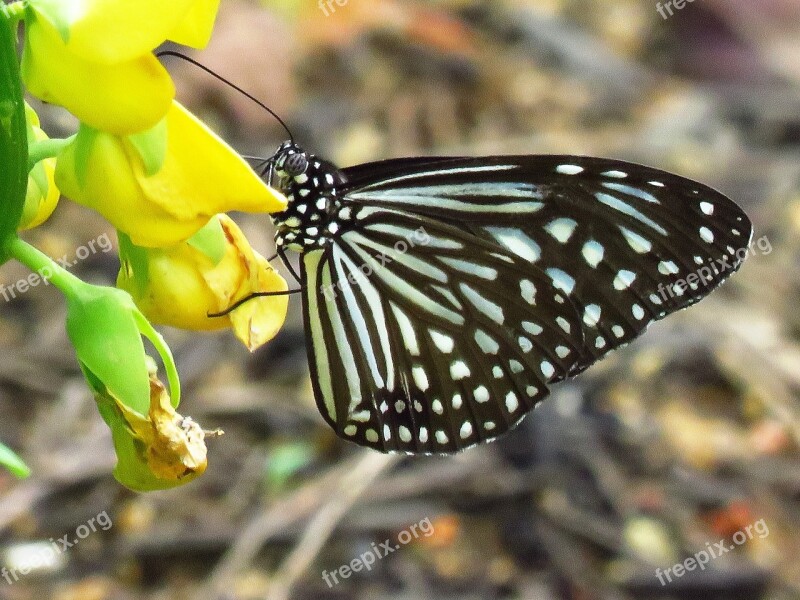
251 141 752 454
155 52 751 454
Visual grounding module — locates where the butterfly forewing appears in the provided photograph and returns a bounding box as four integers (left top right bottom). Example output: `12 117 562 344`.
301 211 589 452
341 155 752 371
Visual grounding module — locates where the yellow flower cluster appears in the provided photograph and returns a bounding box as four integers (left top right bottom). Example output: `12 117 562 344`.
22 0 289 349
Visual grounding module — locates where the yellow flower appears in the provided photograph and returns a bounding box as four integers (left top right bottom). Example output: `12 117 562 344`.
117 215 289 351
55 101 286 247
19 103 59 231
21 0 221 134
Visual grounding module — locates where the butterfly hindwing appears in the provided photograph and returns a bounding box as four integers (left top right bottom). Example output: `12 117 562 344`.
301 211 588 452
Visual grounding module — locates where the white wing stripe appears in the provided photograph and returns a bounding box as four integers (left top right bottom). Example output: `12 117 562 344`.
303 251 336 421
349 191 545 214
595 192 668 236
332 246 386 391
346 237 465 326
346 231 448 284
334 245 396 392
357 164 517 188
320 256 363 414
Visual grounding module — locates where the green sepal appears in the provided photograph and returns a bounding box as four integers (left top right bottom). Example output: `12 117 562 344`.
25 0 71 42
187 217 226 265
72 124 98 188
127 115 167 177
117 230 150 299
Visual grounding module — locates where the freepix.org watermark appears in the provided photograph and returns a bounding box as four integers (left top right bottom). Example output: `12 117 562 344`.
2 511 113 585
656 235 771 302
0 233 113 302
318 0 349 17
321 226 430 301
655 518 769 586
656 0 697 20
322 517 434 587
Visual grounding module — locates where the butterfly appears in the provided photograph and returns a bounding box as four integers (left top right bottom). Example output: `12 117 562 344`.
251 141 752 454
155 52 751 454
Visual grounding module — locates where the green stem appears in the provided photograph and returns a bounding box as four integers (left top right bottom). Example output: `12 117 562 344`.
6 235 84 296
28 136 74 171
133 311 181 406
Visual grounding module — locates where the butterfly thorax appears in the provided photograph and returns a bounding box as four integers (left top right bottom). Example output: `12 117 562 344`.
269 141 348 253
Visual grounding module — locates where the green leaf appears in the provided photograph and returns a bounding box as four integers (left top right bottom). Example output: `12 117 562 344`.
0 9 28 261
127 116 167 177
187 217 226 265
0 442 30 478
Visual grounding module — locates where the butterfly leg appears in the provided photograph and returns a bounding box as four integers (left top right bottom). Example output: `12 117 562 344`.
278 247 302 284
207 288 304 318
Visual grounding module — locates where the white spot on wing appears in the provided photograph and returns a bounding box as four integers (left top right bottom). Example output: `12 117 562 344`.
430 330 455 353
474 329 500 354
632 304 645 320
541 360 555 379
582 240 604 268
546 268 576 295
613 270 637 290
520 279 537 304
522 321 543 335
583 304 601 327
450 360 471 380
505 392 519 412
474 386 489 403
544 218 578 244
658 260 679 275
556 164 583 175
699 227 714 243
619 226 652 253
412 366 429 391
460 283 505 324
595 192 668 236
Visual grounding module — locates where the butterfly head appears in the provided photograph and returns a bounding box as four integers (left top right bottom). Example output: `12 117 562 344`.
272 140 309 181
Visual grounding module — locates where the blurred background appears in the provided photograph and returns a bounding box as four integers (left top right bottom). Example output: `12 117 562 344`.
2 0 800 598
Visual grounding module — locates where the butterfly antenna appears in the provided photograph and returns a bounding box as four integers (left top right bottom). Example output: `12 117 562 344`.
157 50 294 142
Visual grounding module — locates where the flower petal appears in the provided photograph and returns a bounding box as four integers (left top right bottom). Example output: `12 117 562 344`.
117 215 289 342
229 254 289 351
22 12 174 134
167 0 222 48
135 102 287 220
29 0 196 63
55 128 209 246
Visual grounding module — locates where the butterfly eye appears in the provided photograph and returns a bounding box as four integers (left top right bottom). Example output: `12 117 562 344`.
284 153 308 176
